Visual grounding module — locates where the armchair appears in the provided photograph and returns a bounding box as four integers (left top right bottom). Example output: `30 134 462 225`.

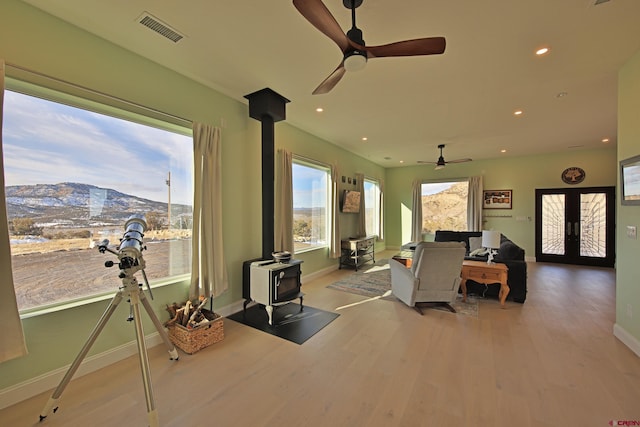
389 241 466 314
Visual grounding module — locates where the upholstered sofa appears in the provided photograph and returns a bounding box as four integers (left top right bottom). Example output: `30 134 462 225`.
433 230 528 303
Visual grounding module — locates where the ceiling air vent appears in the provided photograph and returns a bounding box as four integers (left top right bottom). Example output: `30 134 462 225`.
137 12 184 43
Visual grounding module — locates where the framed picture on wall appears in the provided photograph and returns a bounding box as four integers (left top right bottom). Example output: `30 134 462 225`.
621 154 640 205
483 189 512 209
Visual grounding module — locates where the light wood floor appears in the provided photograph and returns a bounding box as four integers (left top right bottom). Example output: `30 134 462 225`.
2 251 639 427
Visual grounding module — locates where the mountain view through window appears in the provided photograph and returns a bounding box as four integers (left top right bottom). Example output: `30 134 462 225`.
3 89 193 311
421 181 468 236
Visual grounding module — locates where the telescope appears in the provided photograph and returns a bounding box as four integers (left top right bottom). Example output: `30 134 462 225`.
119 215 147 269
39 213 178 427
97 214 147 273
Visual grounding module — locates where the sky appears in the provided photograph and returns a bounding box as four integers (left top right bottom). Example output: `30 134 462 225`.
422 182 457 195
2 90 193 205
292 162 327 208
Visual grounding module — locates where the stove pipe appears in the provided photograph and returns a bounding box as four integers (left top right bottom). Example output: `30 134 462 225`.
244 88 290 260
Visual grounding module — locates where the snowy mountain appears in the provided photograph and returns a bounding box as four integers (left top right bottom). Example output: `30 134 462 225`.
6 182 191 226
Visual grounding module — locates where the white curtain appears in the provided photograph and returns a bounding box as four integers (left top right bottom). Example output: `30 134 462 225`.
0 59 29 362
467 176 484 231
378 178 385 241
355 172 366 237
329 164 340 259
275 149 294 253
189 123 228 299
411 179 423 242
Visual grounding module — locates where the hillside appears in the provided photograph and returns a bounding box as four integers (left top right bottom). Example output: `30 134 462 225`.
6 182 191 227
421 182 468 232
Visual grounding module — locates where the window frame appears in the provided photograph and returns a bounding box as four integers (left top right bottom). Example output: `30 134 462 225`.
3 77 194 316
363 177 381 238
291 156 331 253
420 179 469 236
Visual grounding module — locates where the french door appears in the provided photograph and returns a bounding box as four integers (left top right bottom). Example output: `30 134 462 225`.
535 187 615 267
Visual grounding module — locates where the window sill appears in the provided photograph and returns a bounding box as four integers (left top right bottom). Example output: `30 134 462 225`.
19 274 190 320
294 245 328 255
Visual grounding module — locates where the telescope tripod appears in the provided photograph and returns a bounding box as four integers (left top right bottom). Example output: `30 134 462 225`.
39 271 179 427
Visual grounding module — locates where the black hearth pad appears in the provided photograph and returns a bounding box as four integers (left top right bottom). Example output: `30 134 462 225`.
227 303 339 345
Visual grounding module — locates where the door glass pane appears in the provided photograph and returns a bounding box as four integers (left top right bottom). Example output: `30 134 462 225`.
542 194 565 255
580 193 607 257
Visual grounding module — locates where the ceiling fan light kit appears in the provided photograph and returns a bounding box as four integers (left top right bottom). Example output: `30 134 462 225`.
344 50 367 71
293 0 446 94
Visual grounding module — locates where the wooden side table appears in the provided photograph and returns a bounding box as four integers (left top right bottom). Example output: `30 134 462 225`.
460 260 510 307
391 250 414 268
339 236 375 271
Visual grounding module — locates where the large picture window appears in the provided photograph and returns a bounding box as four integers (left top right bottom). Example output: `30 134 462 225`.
3 86 193 312
364 178 381 237
421 181 468 237
292 159 330 252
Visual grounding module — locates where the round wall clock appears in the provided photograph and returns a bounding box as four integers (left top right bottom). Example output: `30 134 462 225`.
561 167 586 184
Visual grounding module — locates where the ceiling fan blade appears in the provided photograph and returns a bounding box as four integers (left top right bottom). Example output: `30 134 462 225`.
366 37 446 58
418 144 469 166
293 0 350 52
312 63 347 95
446 158 473 163
416 160 437 164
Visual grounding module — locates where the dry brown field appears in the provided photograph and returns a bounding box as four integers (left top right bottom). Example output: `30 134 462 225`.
10 231 191 311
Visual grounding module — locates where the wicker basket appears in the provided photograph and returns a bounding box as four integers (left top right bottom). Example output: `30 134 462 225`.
167 315 224 354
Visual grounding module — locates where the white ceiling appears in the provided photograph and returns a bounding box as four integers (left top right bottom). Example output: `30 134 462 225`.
19 0 640 168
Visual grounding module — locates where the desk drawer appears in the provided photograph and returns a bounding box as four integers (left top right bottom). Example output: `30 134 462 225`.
467 268 502 282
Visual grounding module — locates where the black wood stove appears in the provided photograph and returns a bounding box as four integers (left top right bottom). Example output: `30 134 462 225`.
241 88 303 325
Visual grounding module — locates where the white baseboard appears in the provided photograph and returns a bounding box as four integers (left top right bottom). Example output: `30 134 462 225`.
613 323 640 358
0 332 164 410
0 296 251 411
303 263 339 282
1 262 339 410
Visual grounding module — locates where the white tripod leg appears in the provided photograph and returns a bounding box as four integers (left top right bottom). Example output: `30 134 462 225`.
129 290 159 427
138 288 179 360
39 291 124 421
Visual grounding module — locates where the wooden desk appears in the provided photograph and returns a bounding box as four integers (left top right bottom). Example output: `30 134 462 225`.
461 260 509 307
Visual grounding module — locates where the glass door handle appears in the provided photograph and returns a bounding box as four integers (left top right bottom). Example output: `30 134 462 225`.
574 222 579 237
567 222 572 235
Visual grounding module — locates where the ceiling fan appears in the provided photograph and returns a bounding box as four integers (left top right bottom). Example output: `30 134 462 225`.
293 0 446 94
418 144 472 170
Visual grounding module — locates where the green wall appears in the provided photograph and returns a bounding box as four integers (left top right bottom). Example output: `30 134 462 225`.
384 148 617 255
1 0 637 399
0 0 383 391
616 50 640 346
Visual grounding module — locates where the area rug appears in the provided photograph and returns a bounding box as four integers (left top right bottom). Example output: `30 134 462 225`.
327 260 478 318
227 303 339 345
327 260 392 298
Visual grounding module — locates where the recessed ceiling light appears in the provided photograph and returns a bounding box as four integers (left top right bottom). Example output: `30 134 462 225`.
514 110 523 116
399 160 404 164
556 92 568 98
602 138 610 143
501 149 507 153
315 107 323 112
536 47 550 56
362 137 368 141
